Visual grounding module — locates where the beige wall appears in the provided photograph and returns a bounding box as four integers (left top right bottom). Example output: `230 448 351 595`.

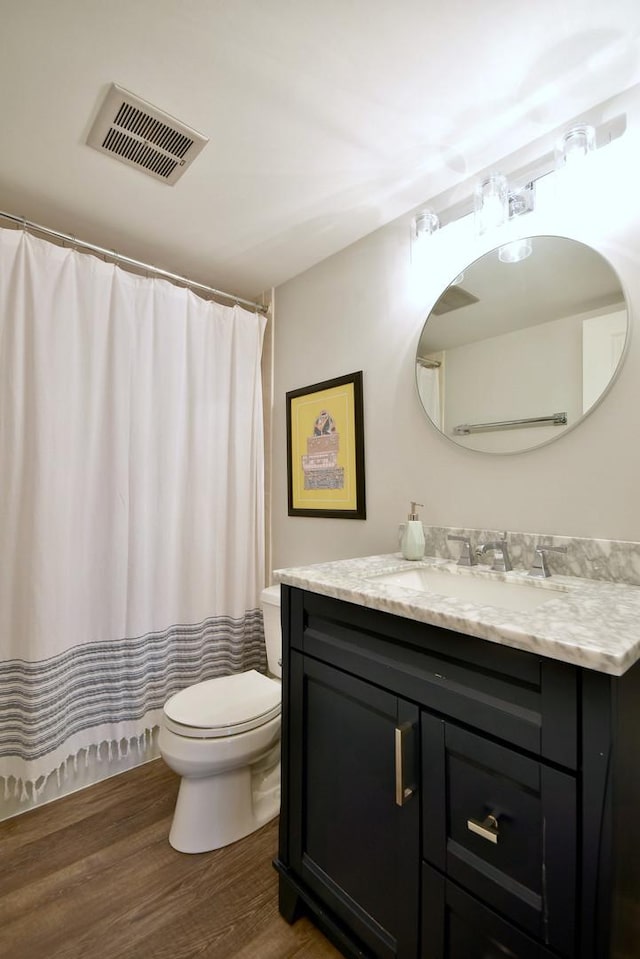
442 311 583 453
271 90 640 573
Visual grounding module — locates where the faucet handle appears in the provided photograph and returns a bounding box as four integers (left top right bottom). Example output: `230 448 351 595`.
447 535 476 567
529 544 567 579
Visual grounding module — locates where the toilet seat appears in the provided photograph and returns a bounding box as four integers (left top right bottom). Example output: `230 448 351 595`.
163 670 281 739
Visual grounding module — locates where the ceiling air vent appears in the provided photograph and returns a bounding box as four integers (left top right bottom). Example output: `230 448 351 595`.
432 285 479 315
87 83 208 185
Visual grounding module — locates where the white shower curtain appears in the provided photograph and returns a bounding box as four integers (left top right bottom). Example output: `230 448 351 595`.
0 228 266 799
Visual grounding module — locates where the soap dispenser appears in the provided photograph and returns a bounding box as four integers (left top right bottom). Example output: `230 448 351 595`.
401 502 425 561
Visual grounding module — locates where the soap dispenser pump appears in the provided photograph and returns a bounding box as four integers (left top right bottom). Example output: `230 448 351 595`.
401 502 425 561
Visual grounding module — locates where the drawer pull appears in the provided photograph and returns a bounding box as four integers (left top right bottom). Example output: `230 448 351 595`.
394 723 415 806
467 813 499 844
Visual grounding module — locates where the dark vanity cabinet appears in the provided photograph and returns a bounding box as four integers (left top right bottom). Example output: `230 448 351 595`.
274 586 640 959
287 654 420 957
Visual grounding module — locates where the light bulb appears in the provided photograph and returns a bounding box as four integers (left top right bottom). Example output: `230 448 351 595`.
414 209 440 239
498 238 533 264
558 124 596 166
474 174 508 235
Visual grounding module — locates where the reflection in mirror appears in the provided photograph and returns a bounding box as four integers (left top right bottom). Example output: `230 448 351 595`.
416 236 628 453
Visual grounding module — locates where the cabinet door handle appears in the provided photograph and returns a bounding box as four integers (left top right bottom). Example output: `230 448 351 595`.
467 813 499 844
394 723 415 806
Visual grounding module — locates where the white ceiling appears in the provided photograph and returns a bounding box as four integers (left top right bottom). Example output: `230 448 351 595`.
2 1 640 302
419 237 625 352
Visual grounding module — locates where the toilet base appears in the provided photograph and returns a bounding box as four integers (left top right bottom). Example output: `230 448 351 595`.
169 749 281 853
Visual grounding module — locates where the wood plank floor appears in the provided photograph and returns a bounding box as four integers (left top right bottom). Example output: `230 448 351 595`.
0 759 342 959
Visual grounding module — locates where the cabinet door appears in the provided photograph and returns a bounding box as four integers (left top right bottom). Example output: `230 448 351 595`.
422 863 556 959
289 652 420 959
422 714 576 956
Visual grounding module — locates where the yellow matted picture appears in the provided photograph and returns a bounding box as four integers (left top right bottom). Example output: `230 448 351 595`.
286 371 366 519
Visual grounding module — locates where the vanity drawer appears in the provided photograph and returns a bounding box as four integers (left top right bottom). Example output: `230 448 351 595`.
422 713 576 956
288 588 577 768
422 864 556 959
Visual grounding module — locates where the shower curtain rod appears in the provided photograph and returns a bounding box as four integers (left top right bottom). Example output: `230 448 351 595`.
0 210 268 314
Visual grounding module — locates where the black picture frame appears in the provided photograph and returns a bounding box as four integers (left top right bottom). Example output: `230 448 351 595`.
286 370 366 519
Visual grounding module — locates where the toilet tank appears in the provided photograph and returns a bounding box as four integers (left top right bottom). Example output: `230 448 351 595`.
260 585 282 679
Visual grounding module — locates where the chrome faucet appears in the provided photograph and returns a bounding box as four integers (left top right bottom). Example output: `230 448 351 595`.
447 534 476 566
528 544 567 578
476 538 512 572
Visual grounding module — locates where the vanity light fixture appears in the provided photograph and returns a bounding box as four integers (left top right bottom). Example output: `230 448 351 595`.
473 173 509 235
557 123 596 166
411 208 440 261
475 175 535 238
508 182 535 218
413 208 440 239
410 114 620 262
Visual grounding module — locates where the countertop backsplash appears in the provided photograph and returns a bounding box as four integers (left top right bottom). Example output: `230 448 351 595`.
418 526 640 588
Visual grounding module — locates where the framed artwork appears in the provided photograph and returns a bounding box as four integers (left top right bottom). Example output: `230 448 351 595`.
286 370 366 519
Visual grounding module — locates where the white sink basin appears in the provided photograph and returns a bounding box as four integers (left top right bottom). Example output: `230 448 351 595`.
370 566 568 612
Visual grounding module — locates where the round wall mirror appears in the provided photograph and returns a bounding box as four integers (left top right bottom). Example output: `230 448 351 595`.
415 235 628 453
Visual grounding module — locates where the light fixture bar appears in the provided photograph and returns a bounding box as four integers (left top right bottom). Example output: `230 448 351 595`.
414 113 625 234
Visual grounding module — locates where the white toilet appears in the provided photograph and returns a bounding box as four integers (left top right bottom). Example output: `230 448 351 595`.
159 585 282 853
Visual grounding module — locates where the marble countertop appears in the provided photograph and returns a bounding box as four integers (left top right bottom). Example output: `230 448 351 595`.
274 553 640 676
